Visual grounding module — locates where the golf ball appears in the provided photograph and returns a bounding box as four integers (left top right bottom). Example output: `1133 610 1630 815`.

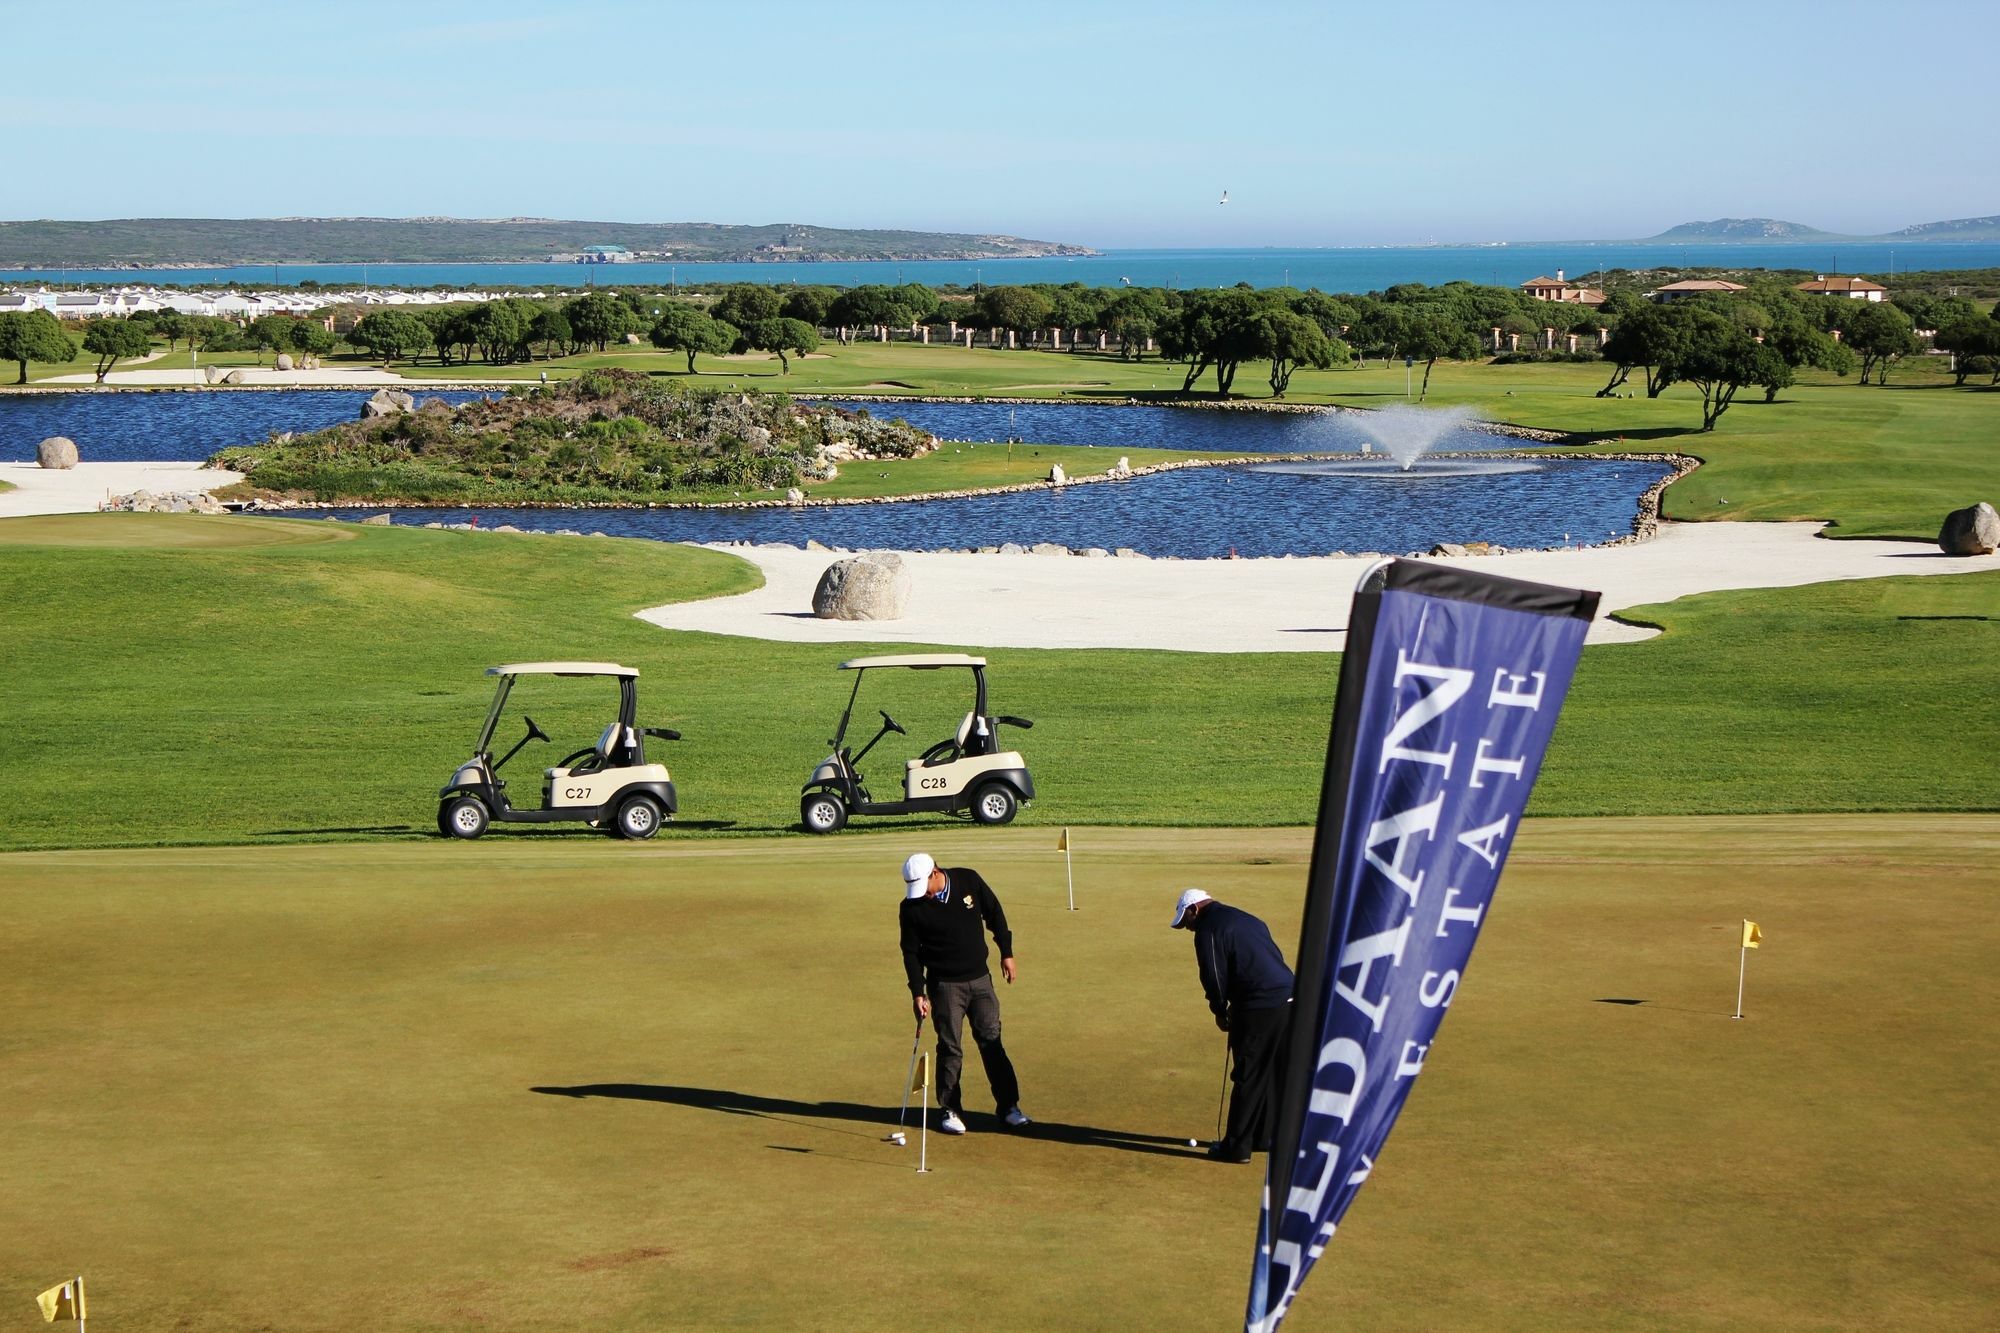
1188 1138 1199 1147
891 1132 906 1144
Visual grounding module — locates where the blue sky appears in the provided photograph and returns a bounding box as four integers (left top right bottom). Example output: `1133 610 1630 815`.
4 0 1994 247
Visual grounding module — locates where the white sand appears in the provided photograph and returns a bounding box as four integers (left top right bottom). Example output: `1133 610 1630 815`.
637 523 1994 651
0 461 243 517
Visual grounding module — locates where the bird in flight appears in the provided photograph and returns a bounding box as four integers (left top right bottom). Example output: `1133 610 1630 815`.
1219 189 1229 205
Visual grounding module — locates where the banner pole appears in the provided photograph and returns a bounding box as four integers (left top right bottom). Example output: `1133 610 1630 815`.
1734 942 1747 1020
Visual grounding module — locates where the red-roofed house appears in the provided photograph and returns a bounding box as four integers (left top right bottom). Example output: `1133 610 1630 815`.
1796 274 1887 302
1650 279 1748 302
1521 270 1607 307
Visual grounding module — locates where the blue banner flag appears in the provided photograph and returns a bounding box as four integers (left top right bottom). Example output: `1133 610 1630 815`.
1247 560 1599 1332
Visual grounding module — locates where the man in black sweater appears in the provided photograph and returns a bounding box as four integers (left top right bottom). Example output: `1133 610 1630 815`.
1172 887 1294 1163
899 851 1028 1135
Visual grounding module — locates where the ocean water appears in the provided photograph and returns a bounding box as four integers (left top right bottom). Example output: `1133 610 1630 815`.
9 242 1997 294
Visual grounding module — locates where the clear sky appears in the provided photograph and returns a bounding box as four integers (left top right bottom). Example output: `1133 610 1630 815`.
4 0 1994 248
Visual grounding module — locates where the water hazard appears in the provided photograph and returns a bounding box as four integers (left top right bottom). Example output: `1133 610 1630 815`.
0 389 1674 557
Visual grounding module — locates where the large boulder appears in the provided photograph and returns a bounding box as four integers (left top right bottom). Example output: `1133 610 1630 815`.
361 388 417 419
36 436 78 469
202 364 226 384
274 353 295 371
1938 502 1999 556
812 552 911 621
221 370 246 385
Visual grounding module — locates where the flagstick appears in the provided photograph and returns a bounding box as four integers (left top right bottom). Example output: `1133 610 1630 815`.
1064 839 1075 912
918 1098 930 1174
1733 942 1747 1020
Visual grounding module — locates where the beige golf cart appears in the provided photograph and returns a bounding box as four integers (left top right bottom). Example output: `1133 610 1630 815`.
438 662 680 840
799 653 1034 833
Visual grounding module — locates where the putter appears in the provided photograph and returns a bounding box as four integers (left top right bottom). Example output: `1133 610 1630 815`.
886 1016 924 1145
1213 1039 1232 1147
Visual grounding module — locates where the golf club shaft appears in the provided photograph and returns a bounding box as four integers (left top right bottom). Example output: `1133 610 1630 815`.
1215 1038 1231 1143
898 1016 924 1128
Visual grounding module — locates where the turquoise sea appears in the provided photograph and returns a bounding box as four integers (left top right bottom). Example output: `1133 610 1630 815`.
8 242 1999 293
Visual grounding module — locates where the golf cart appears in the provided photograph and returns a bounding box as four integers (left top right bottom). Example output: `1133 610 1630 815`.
437 662 680 840
800 654 1034 834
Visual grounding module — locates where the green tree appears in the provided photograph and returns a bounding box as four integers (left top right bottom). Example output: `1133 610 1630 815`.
741 317 821 374
564 291 636 352
248 314 300 365
1259 308 1341 397
710 284 783 328
649 306 737 373
1101 288 1168 360
1673 309 1765 431
81 318 153 383
0 309 78 383
828 285 921 334
1835 302 1920 385
289 321 338 359
150 309 191 351
780 286 838 327
1597 302 1691 398
350 310 429 364
973 287 1055 340
1156 288 1267 394
1396 309 1481 399
529 306 572 359
467 298 538 364
1933 315 2000 385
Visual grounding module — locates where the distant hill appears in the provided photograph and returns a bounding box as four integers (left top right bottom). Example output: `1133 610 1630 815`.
1648 214 2000 243
0 218 1096 268
1886 214 2000 242
1650 218 1840 242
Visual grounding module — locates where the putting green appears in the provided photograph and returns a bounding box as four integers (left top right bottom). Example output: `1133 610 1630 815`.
2 819 1992 1329
0 512 355 550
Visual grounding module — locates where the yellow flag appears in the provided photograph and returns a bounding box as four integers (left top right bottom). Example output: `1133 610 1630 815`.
1742 920 1763 950
36 1277 84 1323
1056 827 1068 852
911 1052 930 1094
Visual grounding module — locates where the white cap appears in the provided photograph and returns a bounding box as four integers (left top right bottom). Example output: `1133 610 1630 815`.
1171 887 1212 927
902 852 937 899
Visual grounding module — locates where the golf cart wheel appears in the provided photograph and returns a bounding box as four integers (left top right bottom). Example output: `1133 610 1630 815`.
800 791 847 834
970 783 1019 826
442 796 490 840
614 795 663 841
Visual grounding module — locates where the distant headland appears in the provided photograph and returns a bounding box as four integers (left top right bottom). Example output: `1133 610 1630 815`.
1646 214 2000 243
0 217 1098 269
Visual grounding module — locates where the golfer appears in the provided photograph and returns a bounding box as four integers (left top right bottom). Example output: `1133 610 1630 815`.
899 851 1030 1135
1171 888 1293 1163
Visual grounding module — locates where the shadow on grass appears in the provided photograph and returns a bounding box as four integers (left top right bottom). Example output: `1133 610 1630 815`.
255 824 418 836
531 1083 1204 1158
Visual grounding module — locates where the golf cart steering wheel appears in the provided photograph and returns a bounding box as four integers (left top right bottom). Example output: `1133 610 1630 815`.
557 746 606 775
880 711 906 736
524 716 550 744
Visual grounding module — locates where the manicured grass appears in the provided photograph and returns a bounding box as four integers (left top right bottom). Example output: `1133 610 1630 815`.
1 514 1994 853
2 819 1993 1330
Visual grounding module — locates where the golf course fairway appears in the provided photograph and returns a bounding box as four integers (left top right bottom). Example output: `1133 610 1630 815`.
3 819 1992 1330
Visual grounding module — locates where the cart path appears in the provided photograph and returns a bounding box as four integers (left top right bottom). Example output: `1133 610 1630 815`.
636 522 1994 652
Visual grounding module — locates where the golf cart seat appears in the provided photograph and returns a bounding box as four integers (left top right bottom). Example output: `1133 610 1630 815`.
919 712 995 767
958 711 996 758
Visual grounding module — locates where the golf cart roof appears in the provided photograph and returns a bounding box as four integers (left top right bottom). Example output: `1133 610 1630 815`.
487 662 639 678
839 654 987 671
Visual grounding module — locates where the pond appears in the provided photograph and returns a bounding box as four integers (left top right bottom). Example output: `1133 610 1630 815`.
1 389 1671 556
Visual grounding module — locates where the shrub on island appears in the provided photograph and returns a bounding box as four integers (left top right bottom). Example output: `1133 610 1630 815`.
209 370 936 504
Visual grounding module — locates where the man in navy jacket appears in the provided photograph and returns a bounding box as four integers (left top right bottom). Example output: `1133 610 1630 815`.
1172 888 1294 1162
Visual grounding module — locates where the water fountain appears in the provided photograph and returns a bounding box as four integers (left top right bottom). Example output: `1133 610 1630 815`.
1253 404 1537 481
